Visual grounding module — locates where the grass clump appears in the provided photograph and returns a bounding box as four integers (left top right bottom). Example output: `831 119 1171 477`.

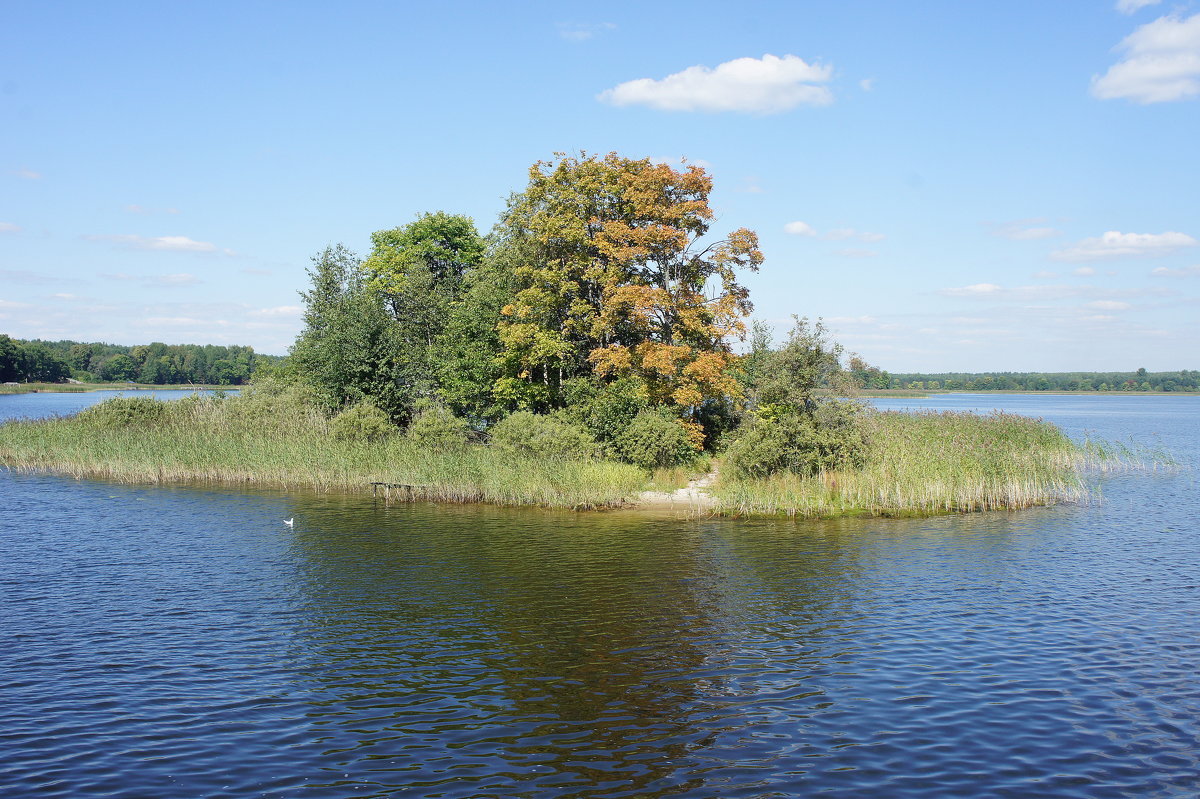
0 389 644 509
714 409 1096 518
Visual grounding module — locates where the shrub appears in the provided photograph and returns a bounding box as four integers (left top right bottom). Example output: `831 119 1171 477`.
724 399 866 478
79 396 168 428
331 401 396 443
406 404 470 452
560 377 649 447
612 409 698 469
489 410 600 461
222 379 328 433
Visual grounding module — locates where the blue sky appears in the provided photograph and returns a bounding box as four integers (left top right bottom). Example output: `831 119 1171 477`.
2 0 1198 371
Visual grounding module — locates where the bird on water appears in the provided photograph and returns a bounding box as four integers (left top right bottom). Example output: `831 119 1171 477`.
284 518 294 527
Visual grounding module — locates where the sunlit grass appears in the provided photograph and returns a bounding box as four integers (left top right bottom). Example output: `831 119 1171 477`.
0 393 644 509
2 394 1163 518
712 410 1136 518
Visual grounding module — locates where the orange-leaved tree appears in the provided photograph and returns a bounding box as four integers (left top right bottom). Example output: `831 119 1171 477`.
495 152 762 419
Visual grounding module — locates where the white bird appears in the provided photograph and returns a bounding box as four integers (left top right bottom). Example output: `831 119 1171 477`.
284 517 294 527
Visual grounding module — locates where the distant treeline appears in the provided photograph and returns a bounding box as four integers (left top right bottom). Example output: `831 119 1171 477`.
888 370 1199 393
0 334 278 385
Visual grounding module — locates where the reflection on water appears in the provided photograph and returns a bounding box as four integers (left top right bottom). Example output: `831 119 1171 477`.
1 394 1198 797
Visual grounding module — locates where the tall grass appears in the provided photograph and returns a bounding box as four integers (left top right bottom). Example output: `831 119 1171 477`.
713 410 1109 518
2 393 1147 518
0 391 645 509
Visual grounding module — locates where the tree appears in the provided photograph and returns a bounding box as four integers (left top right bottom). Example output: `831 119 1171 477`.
291 244 410 419
363 212 486 347
100 354 138 381
0 334 21 381
495 152 762 420
360 213 490 419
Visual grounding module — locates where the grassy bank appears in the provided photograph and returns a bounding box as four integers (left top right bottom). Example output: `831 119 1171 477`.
0 391 644 509
0 391 1126 517
713 410 1101 518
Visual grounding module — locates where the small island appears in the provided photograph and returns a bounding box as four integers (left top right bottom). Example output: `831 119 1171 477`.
0 153 1114 517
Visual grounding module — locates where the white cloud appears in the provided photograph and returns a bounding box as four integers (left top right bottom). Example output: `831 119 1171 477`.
1151 264 1200 276
1092 13 1200 103
125 204 181 215
1052 230 1197 261
1033 270 1059 279
736 176 764 194
241 267 274 276
942 283 1003 296
1116 0 1161 15
988 218 1063 240
159 273 201 285
100 272 202 287
784 220 817 236
85 234 233 255
557 22 616 41
1074 266 1097 276
599 54 833 113
827 315 877 324
859 78 874 91
1087 300 1132 310
1000 225 1061 240
0 299 31 309
14 168 41 180
834 247 878 258
249 305 302 318
785 222 884 242
0 269 66 285
939 282 1170 301
0 222 20 233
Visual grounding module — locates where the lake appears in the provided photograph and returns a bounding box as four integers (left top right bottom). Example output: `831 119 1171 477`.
1 393 1197 797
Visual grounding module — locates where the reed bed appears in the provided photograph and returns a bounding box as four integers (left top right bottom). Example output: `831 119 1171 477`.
0 393 644 509
2 394 1149 518
713 410 1106 518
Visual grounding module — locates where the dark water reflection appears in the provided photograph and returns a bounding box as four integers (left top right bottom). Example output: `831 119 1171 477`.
2 395 1198 797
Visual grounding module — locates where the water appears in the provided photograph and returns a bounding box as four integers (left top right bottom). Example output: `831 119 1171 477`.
0 388 236 422
1 394 1198 797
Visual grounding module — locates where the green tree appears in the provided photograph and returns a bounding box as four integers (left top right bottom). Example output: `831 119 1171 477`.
361 213 490 419
0 334 21 381
100 354 138 381
291 244 410 419
364 212 485 337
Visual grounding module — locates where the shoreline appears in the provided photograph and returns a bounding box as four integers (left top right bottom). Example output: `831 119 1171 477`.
0 382 234 395
0 403 1104 519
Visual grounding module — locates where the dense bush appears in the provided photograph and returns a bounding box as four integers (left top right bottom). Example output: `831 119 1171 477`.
724 399 866 478
78 396 169 428
223 378 327 432
560 377 649 447
331 401 396 443
612 409 698 469
489 410 600 461
405 404 470 451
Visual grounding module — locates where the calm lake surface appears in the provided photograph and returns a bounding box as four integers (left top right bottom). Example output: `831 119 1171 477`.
1 393 1197 797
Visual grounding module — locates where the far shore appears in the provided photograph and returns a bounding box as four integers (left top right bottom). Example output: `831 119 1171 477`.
1 382 237 395
8 382 1193 398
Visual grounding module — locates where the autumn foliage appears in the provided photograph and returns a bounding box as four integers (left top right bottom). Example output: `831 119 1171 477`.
497 152 762 414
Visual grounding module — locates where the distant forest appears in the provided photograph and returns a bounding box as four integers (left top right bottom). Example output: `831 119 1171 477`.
0 334 277 385
887 370 1199 393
